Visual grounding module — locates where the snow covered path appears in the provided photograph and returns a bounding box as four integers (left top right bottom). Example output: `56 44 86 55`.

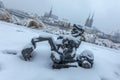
0 21 120 80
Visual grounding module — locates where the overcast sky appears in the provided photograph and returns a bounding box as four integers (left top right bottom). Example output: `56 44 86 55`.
2 0 120 33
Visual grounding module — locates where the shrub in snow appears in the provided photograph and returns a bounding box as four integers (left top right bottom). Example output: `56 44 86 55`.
77 50 94 69
28 20 40 28
21 17 45 28
0 8 12 22
11 15 21 25
95 38 113 48
84 33 97 43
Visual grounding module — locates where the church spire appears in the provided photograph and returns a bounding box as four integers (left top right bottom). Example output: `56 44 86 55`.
85 13 90 27
49 6 53 18
85 12 94 28
91 12 94 21
89 12 94 27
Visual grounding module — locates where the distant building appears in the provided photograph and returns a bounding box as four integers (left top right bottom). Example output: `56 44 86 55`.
97 31 120 43
0 1 5 8
7 9 29 19
44 7 58 20
85 13 94 28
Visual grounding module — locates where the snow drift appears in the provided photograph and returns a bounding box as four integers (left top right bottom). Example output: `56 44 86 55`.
0 21 120 80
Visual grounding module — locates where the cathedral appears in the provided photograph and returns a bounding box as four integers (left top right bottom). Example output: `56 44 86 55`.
85 13 94 28
44 7 58 20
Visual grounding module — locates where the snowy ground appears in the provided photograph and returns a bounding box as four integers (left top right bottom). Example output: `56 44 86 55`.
0 21 120 80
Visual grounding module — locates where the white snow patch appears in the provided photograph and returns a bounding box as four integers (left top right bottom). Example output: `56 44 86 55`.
0 21 120 80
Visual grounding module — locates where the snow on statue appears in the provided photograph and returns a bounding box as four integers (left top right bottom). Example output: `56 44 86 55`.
21 33 94 69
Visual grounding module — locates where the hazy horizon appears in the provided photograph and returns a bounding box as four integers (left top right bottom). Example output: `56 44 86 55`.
2 0 120 33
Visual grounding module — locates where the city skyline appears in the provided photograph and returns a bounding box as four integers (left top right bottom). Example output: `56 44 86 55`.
2 0 120 33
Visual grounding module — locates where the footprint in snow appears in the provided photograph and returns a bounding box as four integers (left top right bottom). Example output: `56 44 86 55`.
16 30 24 32
2 50 18 55
100 77 109 80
